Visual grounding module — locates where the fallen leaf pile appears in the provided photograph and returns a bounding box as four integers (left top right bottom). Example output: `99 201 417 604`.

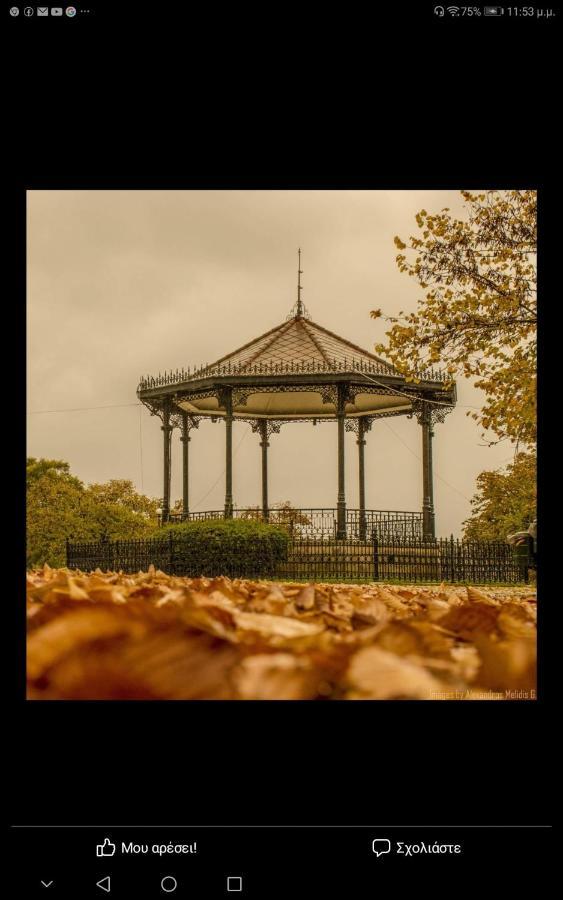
26 566 537 700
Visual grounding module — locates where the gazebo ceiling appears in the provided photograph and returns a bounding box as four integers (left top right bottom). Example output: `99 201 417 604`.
177 388 412 420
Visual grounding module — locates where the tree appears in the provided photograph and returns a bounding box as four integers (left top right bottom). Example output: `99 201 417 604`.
87 479 160 519
372 190 536 446
462 452 536 542
239 501 312 535
27 459 159 568
26 458 91 568
269 501 312 536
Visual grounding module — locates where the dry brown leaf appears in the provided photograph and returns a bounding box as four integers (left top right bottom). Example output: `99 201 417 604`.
233 611 324 642
497 606 536 640
375 586 408 613
425 599 452 620
27 608 147 681
26 568 536 701
294 584 316 610
474 636 537 695
37 631 241 700
351 597 389 627
231 653 322 700
373 621 453 659
450 645 482 683
467 586 500 606
439 602 501 639
346 646 446 700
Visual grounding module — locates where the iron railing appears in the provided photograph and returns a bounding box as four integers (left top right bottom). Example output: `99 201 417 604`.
67 534 530 584
137 359 451 391
158 508 424 540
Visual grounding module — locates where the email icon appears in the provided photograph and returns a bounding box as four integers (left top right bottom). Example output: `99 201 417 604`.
37 6 49 13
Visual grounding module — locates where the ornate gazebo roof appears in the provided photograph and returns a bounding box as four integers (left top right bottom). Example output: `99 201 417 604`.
138 251 456 423
201 307 396 377
137 306 455 423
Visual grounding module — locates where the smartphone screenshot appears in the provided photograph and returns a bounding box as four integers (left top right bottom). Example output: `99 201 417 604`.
8 3 555 893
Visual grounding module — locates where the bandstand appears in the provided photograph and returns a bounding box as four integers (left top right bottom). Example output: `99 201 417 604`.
137 253 456 540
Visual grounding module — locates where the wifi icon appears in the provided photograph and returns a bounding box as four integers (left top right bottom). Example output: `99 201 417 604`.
447 5 460 13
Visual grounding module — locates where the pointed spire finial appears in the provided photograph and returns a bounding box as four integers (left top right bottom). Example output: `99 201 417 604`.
286 249 311 321
297 247 304 316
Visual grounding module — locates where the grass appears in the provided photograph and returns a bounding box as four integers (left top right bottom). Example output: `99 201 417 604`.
268 577 534 588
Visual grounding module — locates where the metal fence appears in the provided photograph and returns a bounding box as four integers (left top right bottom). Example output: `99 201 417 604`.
161 508 424 540
67 534 530 584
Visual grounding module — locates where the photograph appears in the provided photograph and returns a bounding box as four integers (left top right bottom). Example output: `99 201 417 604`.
26 189 537 700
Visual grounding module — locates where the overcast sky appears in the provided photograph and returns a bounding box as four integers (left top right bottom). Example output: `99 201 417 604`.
27 190 516 537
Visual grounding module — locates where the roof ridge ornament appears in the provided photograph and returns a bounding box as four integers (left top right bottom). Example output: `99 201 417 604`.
286 247 311 320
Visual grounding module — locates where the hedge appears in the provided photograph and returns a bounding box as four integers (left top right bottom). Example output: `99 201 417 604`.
157 518 290 578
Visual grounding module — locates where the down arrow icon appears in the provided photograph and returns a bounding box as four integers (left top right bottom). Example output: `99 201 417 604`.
40 881 54 888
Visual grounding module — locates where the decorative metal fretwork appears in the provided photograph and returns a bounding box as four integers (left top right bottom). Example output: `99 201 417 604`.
286 301 312 321
137 358 451 391
345 417 373 435
430 405 455 426
319 385 338 405
251 420 282 438
170 413 201 431
232 388 254 407
409 398 455 427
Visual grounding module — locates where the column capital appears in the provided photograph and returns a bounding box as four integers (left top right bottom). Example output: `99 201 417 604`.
411 397 454 427
218 386 234 412
251 419 281 444
345 417 372 441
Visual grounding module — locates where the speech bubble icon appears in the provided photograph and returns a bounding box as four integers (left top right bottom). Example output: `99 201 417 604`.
372 838 391 857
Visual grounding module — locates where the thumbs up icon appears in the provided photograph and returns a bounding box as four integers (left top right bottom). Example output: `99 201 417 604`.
96 838 116 857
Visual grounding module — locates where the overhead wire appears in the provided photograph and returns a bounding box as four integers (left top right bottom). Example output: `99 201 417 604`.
27 384 488 508
28 402 142 414
381 419 472 503
191 422 251 510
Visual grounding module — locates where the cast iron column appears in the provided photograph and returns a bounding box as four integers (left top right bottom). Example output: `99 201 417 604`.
336 384 347 540
224 388 234 518
421 403 435 540
180 411 190 520
357 417 367 542
161 399 172 524
259 419 269 521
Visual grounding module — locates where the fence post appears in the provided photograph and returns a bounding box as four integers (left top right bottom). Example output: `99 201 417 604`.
100 535 111 572
169 532 174 575
450 534 455 583
373 533 379 581
513 538 531 584
65 537 70 568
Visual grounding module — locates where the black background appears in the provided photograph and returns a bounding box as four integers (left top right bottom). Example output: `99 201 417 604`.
13 825 550 896
6 0 555 857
